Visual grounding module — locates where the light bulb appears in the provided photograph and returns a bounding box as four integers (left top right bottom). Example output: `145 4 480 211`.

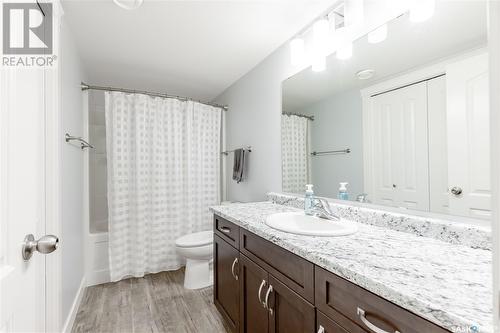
409 0 435 22
313 18 329 52
335 27 352 60
345 0 364 27
368 24 387 44
290 38 305 67
311 18 329 72
312 54 326 72
337 42 352 60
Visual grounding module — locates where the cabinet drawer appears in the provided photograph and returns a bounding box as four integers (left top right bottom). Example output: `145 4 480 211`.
315 267 450 333
317 310 366 333
214 215 239 248
240 229 314 303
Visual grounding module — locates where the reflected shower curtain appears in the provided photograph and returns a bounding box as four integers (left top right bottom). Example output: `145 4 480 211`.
105 91 221 282
281 114 310 194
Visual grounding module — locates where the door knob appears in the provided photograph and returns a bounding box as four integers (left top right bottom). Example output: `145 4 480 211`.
450 186 463 196
22 234 59 261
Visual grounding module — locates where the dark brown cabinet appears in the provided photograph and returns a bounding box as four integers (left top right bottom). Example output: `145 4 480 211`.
213 214 451 333
268 275 315 333
214 235 240 332
239 254 269 333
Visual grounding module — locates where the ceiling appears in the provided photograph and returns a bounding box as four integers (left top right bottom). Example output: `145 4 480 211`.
283 0 487 112
62 0 334 101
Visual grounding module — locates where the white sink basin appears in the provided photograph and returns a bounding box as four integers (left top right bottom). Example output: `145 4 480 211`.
265 212 357 237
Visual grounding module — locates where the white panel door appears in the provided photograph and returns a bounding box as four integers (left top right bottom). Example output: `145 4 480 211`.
372 95 398 206
446 52 491 219
371 81 429 210
428 76 449 214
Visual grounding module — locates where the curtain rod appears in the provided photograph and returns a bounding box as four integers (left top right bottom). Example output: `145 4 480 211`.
282 112 314 121
80 82 228 111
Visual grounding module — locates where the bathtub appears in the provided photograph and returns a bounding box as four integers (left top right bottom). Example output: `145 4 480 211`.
86 230 110 286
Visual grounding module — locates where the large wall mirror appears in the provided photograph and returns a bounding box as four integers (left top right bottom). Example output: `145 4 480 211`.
281 1 489 221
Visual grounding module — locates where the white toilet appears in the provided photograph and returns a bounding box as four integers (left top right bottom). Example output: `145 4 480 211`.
175 230 213 289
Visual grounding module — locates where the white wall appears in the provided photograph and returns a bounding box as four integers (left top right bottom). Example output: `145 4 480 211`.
60 18 87 325
299 89 364 199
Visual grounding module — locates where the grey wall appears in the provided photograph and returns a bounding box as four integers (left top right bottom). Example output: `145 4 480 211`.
300 90 364 199
213 45 363 202
214 45 298 202
61 19 87 325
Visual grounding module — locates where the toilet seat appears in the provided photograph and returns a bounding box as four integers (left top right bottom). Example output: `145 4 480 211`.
175 230 212 248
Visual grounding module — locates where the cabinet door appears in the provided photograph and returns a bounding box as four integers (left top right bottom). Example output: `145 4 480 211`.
268 275 315 333
239 255 269 333
214 235 240 332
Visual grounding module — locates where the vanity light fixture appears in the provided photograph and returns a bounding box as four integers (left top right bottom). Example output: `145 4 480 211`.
336 27 352 60
290 38 305 67
368 24 387 44
312 18 329 72
337 42 353 60
113 0 143 10
356 69 375 80
409 0 435 22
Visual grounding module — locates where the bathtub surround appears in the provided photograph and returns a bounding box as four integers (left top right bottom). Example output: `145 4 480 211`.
268 192 492 250
105 91 222 281
210 201 492 332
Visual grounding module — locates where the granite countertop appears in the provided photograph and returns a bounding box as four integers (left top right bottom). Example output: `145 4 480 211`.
210 202 492 333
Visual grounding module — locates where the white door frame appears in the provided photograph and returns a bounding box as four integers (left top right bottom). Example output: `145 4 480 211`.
488 1 500 331
45 1 63 331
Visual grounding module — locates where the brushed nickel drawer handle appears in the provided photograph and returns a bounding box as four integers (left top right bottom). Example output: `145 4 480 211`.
258 279 267 307
317 325 325 333
231 258 239 280
219 226 231 234
264 285 273 315
357 307 400 333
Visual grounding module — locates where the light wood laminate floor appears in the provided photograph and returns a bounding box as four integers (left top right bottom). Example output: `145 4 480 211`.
72 269 231 333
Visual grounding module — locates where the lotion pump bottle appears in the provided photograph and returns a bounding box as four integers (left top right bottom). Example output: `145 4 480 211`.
338 182 349 200
304 184 315 215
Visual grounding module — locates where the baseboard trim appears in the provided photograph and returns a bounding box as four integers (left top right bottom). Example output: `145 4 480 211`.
62 277 86 333
86 269 110 286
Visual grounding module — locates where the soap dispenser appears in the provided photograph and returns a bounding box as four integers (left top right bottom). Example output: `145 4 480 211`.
304 184 315 215
338 182 349 200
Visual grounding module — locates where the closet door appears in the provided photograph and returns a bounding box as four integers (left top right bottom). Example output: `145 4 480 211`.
446 52 490 219
371 82 429 210
428 76 449 214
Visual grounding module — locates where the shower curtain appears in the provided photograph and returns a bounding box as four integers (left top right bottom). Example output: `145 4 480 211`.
281 114 310 194
105 91 221 282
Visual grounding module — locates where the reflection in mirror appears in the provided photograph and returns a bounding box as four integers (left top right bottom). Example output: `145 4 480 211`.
281 1 489 220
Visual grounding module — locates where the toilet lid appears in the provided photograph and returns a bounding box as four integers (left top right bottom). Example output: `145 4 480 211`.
175 230 213 248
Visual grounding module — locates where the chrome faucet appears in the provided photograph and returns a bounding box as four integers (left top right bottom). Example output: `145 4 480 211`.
311 198 340 221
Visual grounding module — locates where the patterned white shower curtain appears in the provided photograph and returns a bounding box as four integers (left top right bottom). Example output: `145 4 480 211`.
281 114 310 194
105 91 221 282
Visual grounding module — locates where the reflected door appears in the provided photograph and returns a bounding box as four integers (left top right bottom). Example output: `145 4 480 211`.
371 81 430 210
446 52 491 219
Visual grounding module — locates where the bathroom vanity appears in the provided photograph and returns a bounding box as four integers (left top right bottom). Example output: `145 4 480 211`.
211 199 491 333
